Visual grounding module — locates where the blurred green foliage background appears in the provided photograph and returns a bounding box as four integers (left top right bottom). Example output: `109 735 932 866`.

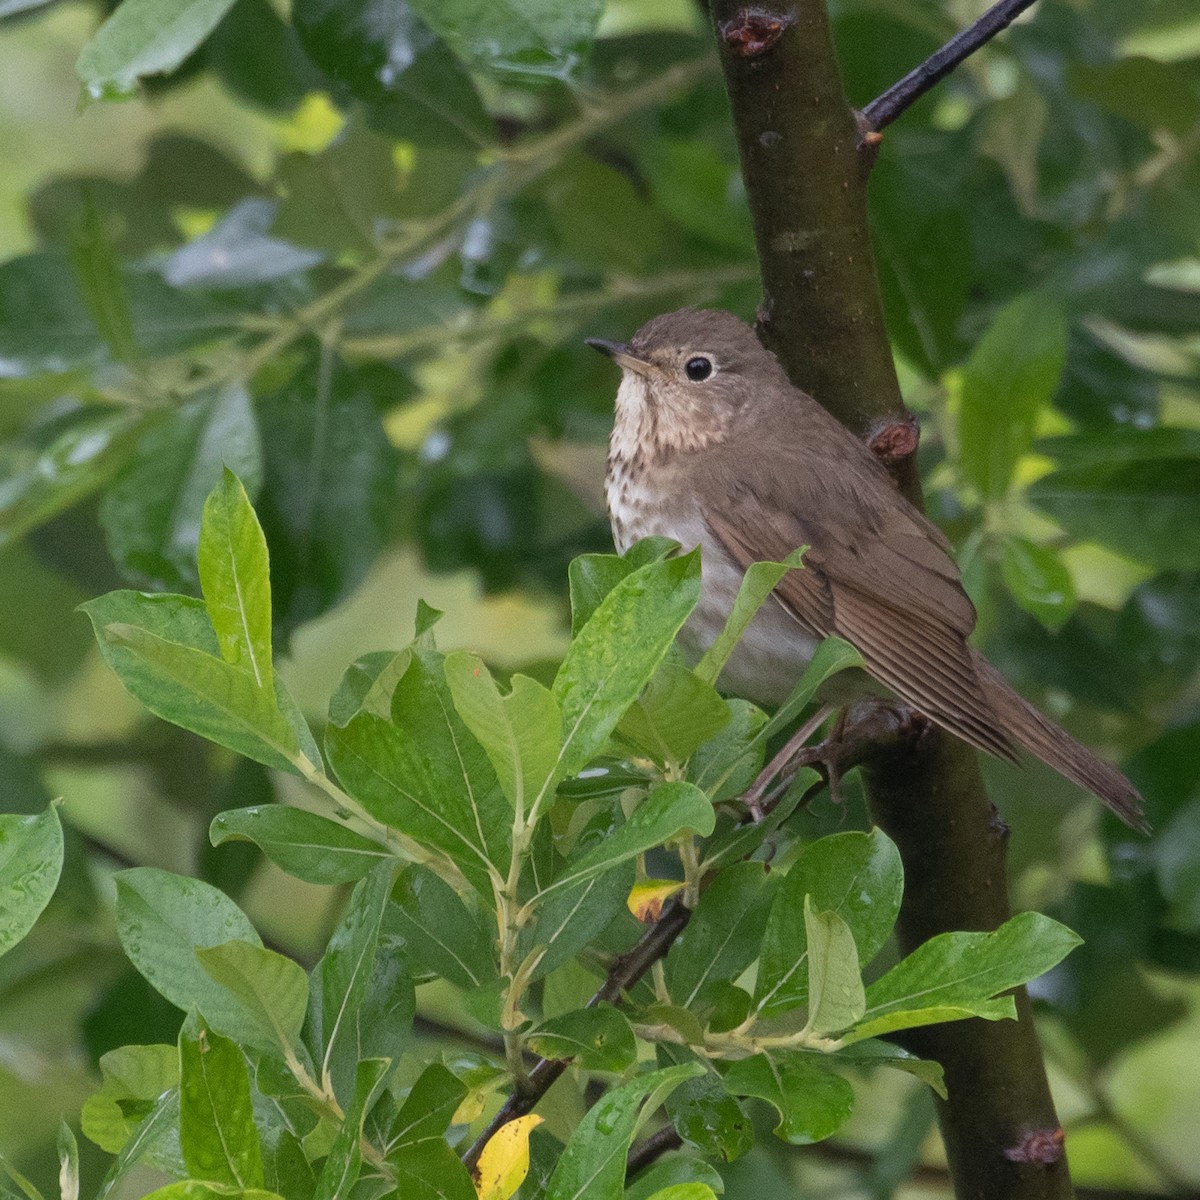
2 0 1200 1194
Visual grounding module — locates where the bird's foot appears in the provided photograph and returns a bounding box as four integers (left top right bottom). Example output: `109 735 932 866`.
741 704 838 822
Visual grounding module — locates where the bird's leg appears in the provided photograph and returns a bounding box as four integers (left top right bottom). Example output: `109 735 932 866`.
821 706 850 808
742 703 834 820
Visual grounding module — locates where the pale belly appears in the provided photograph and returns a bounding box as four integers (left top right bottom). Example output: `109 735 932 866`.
608 478 820 707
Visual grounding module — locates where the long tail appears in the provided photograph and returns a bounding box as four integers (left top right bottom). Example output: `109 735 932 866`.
972 653 1149 834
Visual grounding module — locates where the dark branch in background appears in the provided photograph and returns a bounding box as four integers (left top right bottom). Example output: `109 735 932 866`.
709 2 1073 1199
862 0 1040 131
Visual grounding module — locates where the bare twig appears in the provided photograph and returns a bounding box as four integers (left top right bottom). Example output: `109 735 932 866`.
626 1125 684 1174
862 0 1039 132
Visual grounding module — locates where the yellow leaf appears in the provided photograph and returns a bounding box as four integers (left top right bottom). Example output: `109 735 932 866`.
627 879 685 923
274 93 345 154
473 1114 543 1200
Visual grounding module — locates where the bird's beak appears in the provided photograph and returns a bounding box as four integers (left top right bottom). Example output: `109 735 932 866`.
585 338 654 378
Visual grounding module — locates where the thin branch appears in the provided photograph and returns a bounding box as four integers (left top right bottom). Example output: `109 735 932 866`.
626 1125 683 1175
460 710 900 1175
862 0 1039 132
462 898 692 1173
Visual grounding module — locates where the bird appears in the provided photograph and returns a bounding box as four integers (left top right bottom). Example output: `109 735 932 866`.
586 306 1148 832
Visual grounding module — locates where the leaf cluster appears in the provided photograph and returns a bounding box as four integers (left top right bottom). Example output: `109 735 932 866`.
2 473 1083 1200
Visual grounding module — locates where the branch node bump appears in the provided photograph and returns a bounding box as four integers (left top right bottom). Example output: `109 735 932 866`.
1004 1127 1066 1164
867 414 920 463
718 7 795 57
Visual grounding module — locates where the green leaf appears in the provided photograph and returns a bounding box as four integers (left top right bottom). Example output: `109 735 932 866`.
664 1069 754 1163
847 911 1082 1043
387 864 498 989
689 699 768 804
389 1141 476 1200
644 1188 718 1200
553 550 701 777
834 1040 946 1099
566 539 677 635
527 857 634 983
326 647 510 894
543 156 665 272
81 1044 179 1154
958 294 1066 499
722 1052 854 1144
625 1160 724 1200
162 199 324 289
1027 457 1200 571
101 387 262 592
57 1121 79 1200
1037 426 1200 467
525 1004 637 1072
0 1154 45 1200
530 782 715 908
179 1013 264 1188
760 637 864 743
113 867 265 1039
616 664 731 766
313 1059 390 1200
0 803 63 958
699 768 820 877
387 1063 467 1152
327 649 411 725
83 600 299 773
694 550 805 686
443 652 562 816
0 252 236 376
67 196 137 363
871 151 971 376
93 1090 181 1200
641 139 754 255
406 0 603 78
138 1185 282 1200
306 863 396 1104
199 468 274 691
210 806 392 885
802 898 865 1037
291 0 492 147
0 252 107 373
543 1064 703 1200
0 410 149 546
843 999 1016 1044
194 940 309 1057
999 536 1077 632
1067 57 1200 137
255 365 396 635
76 0 241 99
263 1133 314 1200
755 829 902 1020
665 862 776 1012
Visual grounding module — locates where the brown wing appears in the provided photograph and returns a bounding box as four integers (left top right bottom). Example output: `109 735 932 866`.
703 437 1019 765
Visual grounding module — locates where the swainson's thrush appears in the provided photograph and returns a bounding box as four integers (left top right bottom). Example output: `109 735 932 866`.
588 307 1147 832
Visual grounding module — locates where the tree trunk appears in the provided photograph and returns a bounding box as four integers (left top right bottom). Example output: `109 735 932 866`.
709 2 1074 1196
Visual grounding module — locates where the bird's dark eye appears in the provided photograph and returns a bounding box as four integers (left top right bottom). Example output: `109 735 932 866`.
685 356 713 382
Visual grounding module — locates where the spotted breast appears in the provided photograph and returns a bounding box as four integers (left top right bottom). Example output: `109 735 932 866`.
605 373 819 705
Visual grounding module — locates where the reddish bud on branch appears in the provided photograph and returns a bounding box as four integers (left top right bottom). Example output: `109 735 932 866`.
718 7 795 57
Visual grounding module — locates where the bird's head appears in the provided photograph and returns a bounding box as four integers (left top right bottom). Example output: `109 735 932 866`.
587 308 788 455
